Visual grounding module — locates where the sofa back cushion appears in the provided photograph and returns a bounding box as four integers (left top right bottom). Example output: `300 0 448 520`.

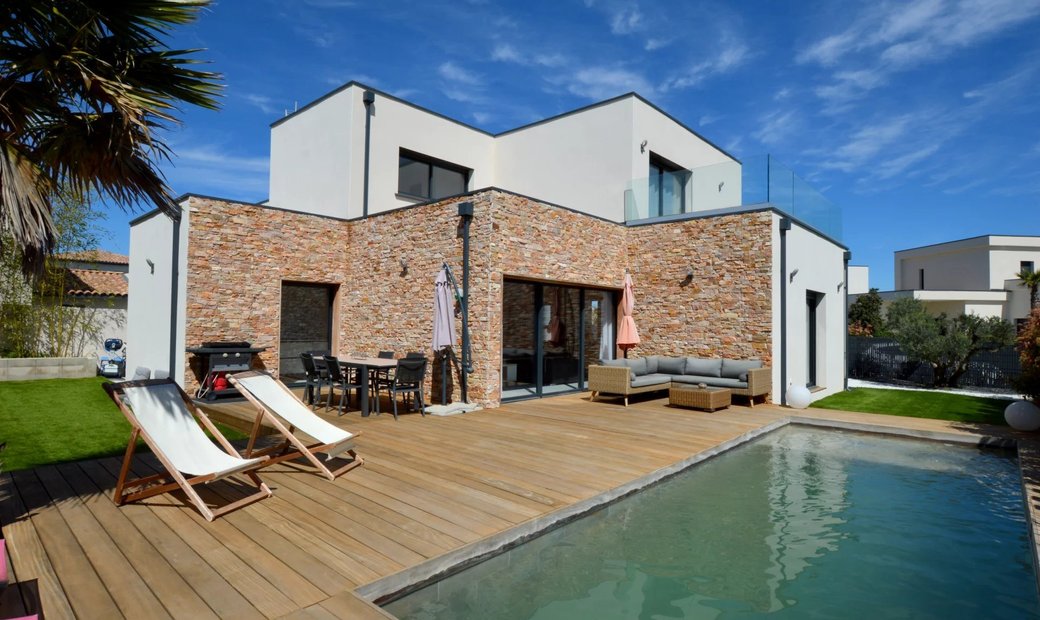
657 356 685 375
685 357 722 377
721 359 763 380
601 358 635 380
644 355 659 375
626 357 649 376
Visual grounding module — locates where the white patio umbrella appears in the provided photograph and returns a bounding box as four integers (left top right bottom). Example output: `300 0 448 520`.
432 268 457 351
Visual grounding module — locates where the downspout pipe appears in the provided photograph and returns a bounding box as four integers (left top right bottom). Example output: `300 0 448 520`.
779 217 791 406
168 205 183 381
843 250 851 391
458 201 474 403
362 90 375 217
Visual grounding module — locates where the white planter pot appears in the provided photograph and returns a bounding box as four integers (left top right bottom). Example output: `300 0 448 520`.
1005 400 1040 431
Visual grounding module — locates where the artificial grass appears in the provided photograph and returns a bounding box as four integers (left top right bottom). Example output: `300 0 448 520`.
810 387 1009 426
0 376 247 472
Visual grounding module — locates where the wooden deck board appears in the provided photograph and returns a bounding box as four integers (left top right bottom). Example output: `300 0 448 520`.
1 391 1027 619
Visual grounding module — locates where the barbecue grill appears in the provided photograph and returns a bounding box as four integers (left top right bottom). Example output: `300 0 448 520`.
186 341 266 400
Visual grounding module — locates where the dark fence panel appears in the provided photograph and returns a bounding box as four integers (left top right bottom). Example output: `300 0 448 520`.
848 337 1021 390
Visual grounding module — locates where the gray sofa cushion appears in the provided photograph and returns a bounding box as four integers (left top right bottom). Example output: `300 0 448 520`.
671 375 748 389
685 357 722 377
601 358 635 380
644 355 659 374
626 357 649 376
657 356 685 375
630 373 672 388
721 359 763 380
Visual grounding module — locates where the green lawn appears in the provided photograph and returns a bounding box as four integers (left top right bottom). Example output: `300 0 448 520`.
0 376 246 472
811 387 1010 425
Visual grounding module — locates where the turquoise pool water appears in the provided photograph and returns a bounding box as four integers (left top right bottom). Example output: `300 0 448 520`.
384 426 1038 619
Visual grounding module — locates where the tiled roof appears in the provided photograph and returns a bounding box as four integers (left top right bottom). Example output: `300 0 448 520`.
65 269 128 297
59 250 129 265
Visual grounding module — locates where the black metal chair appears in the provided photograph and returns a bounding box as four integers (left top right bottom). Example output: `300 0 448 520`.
300 353 324 406
324 356 363 416
371 351 396 412
388 357 427 420
406 351 425 358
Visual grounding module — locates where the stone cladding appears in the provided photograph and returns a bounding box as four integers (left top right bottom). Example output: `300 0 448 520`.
181 192 773 406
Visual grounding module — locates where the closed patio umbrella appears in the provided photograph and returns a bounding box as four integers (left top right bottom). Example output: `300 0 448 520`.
617 272 640 358
432 268 457 351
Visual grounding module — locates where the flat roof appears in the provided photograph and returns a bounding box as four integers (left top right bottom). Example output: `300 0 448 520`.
895 234 1040 254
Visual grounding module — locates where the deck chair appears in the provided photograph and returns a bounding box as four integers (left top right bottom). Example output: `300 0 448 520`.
229 371 364 481
103 379 272 521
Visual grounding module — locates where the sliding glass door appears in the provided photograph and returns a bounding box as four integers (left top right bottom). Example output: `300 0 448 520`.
502 280 614 400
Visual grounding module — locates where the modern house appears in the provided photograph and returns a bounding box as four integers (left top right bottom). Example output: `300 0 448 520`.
850 235 1039 328
128 82 848 407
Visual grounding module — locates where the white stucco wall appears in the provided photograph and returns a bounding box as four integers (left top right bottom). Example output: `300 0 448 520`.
847 265 870 295
896 246 990 291
772 213 847 403
127 208 188 383
269 88 355 218
1004 279 1034 322
494 98 634 221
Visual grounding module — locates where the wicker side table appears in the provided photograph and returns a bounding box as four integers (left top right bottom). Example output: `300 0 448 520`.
669 386 732 412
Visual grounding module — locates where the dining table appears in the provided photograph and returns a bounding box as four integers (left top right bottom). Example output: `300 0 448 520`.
338 356 399 416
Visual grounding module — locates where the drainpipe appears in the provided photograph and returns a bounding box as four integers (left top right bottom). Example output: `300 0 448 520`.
779 217 791 405
458 201 474 403
362 90 375 217
843 250 851 391
168 205 183 381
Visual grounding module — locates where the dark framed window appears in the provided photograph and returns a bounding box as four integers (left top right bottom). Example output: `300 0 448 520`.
919 268 925 289
648 152 689 217
1022 261 1035 274
398 149 469 200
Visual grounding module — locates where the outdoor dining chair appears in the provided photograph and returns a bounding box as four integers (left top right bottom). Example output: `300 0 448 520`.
324 356 364 415
388 357 428 420
300 352 325 406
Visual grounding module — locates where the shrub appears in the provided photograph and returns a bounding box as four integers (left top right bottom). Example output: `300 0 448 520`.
1015 307 1040 404
849 288 885 337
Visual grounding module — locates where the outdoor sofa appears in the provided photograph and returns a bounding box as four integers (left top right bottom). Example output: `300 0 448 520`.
588 356 771 407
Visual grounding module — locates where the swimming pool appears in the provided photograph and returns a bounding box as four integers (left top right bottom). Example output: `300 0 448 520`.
383 426 1038 619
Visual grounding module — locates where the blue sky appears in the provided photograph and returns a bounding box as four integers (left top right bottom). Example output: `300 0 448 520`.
99 0 1040 290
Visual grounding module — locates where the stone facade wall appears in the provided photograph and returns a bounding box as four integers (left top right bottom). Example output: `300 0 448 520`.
626 212 774 364
184 198 352 392
182 192 773 406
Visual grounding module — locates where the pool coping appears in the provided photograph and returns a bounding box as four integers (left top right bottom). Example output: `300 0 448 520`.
355 415 1035 611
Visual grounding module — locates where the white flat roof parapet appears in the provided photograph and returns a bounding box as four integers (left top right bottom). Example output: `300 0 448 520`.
874 289 1008 302
896 235 1040 258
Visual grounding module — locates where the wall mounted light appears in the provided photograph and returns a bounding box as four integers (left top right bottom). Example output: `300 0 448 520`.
145 258 155 274
680 266 694 287
718 181 725 192
837 281 844 292
789 268 799 283
399 257 408 276
640 140 648 153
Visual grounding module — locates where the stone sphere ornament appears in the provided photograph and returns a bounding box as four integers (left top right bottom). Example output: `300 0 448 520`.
1005 400 1040 432
786 384 812 409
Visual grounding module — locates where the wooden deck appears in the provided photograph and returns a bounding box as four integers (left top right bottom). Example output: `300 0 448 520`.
0 391 1028 619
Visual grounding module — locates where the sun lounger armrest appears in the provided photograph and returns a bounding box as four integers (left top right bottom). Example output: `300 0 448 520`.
588 365 633 395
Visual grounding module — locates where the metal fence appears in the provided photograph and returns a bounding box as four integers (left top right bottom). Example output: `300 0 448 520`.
847 337 1022 390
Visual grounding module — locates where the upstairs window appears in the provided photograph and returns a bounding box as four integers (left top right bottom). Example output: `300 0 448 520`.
1022 261 1035 274
398 149 469 200
648 153 689 217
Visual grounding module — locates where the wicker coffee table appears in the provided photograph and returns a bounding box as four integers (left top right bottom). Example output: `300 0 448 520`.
669 386 732 412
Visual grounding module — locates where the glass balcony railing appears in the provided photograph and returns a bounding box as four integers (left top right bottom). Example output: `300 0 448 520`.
741 155 842 241
624 154 842 241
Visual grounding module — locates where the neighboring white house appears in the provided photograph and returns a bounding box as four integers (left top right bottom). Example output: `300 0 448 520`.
849 235 1039 326
130 82 848 403
57 250 129 356
847 266 870 295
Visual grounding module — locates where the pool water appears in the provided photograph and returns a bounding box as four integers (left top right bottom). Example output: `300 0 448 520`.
384 426 1038 619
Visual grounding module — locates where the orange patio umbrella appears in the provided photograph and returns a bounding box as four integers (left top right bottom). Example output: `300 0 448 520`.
617 272 640 358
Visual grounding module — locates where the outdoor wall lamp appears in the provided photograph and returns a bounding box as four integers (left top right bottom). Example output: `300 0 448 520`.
790 268 799 282
837 281 844 292
146 258 154 274
718 181 725 192
640 139 648 153
399 257 408 276
680 266 693 287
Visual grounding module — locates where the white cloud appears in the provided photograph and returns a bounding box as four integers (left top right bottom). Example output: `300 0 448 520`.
753 110 798 146
165 144 270 199
662 37 749 90
472 111 493 125
565 66 654 100
491 44 523 63
644 37 671 51
241 93 279 115
610 5 643 34
699 114 722 126
438 62 482 86
491 43 568 68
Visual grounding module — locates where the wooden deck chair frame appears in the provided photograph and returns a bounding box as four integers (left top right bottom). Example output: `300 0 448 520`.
229 371 364 481
103 379 272 522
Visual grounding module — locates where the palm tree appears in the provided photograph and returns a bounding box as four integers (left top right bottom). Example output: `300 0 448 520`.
0 1 222 274
1019 267 1040 311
